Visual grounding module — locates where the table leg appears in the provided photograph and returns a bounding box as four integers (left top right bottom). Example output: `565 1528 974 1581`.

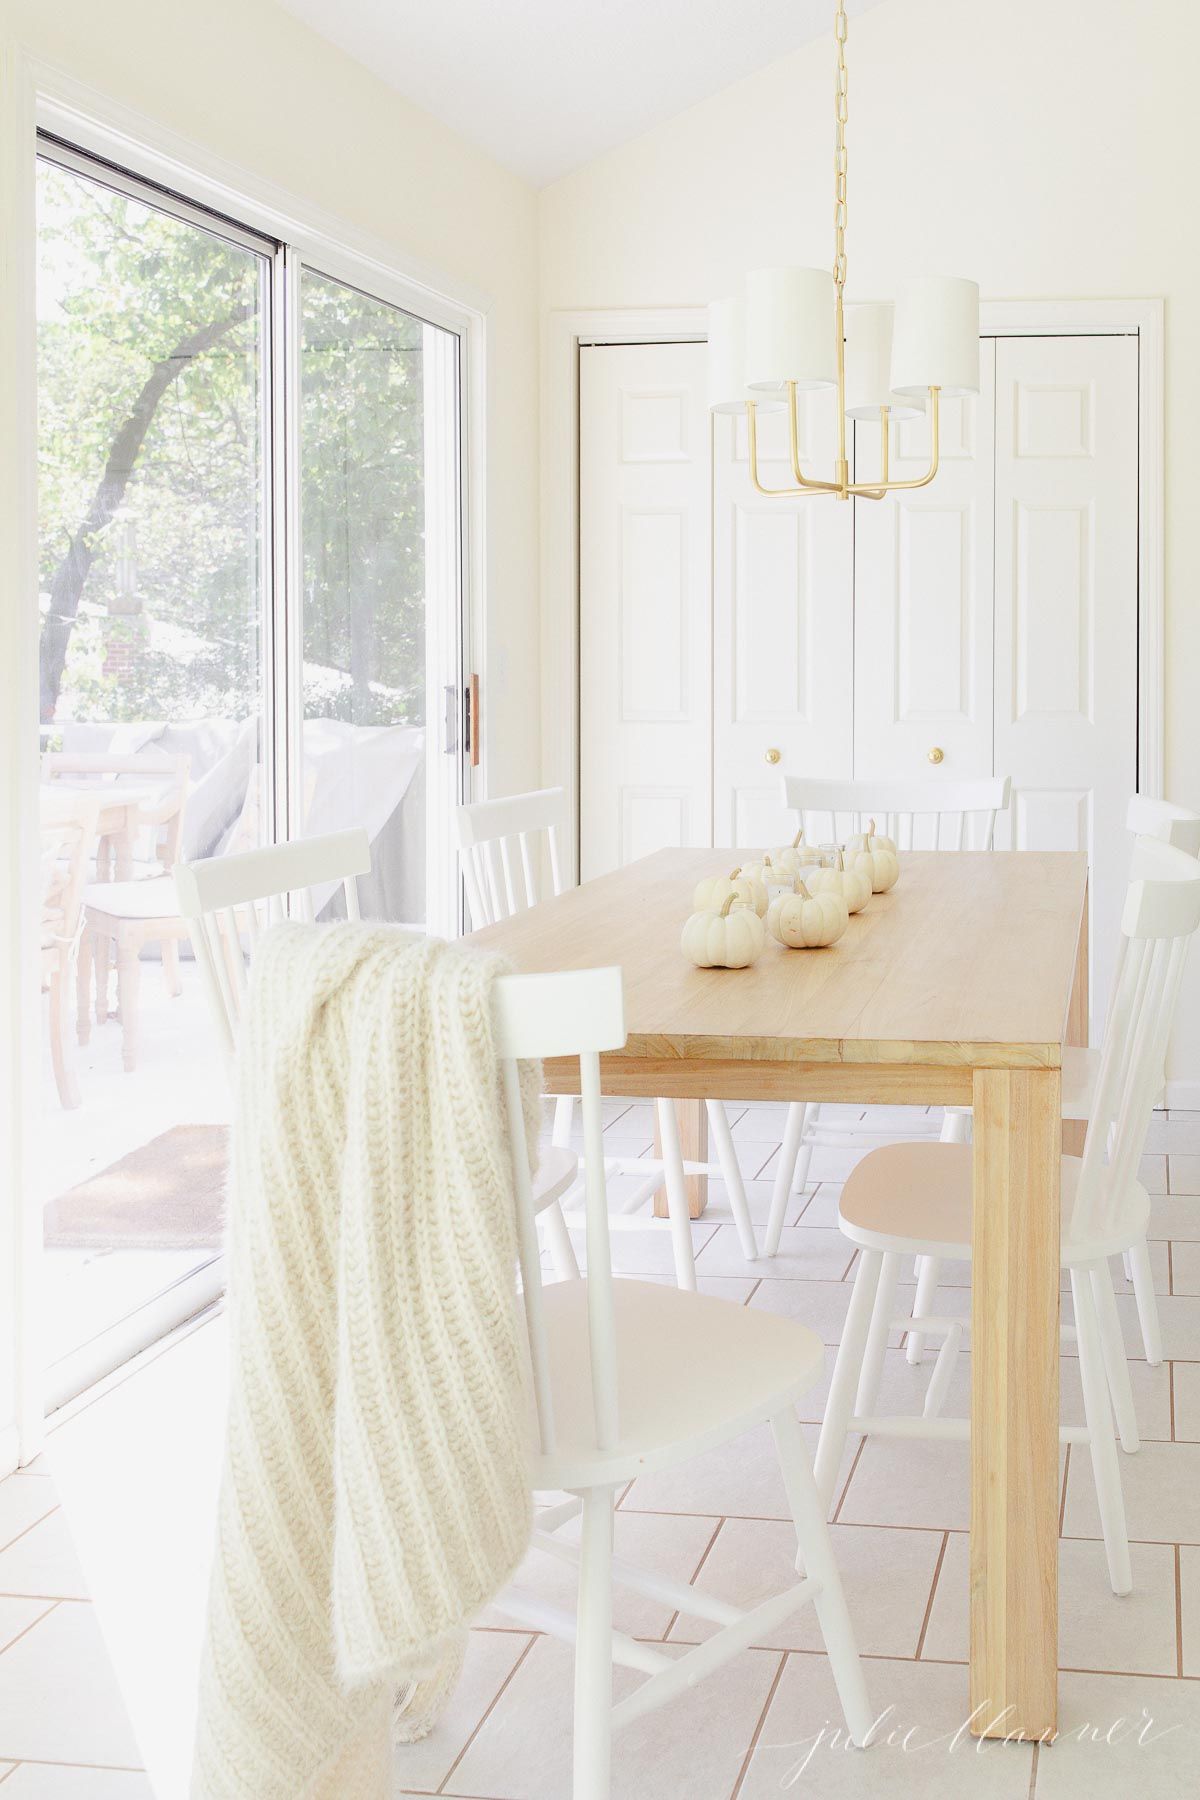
970 1065 1060 1741
653 1099 708 1219
1063 883 1089 1156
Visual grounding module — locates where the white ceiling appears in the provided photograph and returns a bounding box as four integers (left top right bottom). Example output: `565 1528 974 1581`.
275 0 885 187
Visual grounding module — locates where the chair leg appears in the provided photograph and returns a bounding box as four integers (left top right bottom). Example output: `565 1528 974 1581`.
655 1097 698 1291
764 1102 806 1258
552 1094 575 1149
48 968 80 1110
814 1247 883 1512
940 1108 970 1144
116 933 141 1073
1127 1238 1164 1366
542 1202 581 1279
1071 1267 1132 1596
162 938 182 998
792 1102 818 1194
771 1407 873 1747
706 1099 759 1261
1091 1259 1139 1453
573 1488 614 1800
75 928 93 1047
855 1250 900 1418
905 1255 943 1366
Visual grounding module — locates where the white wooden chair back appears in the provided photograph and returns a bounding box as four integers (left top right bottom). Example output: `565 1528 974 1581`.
782 775 1011 852
174 828 371 1062
1073 838 1200 1244
457 787 567 928
494 966 627 1456
1125 794 1200 857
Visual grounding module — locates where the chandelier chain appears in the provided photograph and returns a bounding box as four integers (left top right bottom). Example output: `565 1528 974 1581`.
834 0 849 294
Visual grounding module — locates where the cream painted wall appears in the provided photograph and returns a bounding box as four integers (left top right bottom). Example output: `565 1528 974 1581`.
539 0 1200 1092
0 0 540 1464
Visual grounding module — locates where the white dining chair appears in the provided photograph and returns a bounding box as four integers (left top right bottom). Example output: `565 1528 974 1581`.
177 826 581 1226
457 788 760 1287
905 793 1200 1378
489 964 872 1797
761 774 1012 1257
175 828 374 1061
812 838 1200 1599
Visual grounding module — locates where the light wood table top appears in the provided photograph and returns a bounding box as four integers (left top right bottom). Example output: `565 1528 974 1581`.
469 847 1088 1074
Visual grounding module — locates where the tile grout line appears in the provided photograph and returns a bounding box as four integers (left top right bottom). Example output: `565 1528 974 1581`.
727 1649 788 1800
435 1633 538 1797
1027 1739 1040 1799
914 1531 950 1660
831 1439 866 1525
0 1598 60 1664
0 1503 62 1561
662 1516 725 1643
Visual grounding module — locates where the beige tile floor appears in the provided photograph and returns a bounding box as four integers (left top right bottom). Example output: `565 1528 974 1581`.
1 1104 1199 1796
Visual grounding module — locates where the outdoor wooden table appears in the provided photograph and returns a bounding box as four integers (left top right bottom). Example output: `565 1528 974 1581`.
469 845 1090 1740
42 780 163 880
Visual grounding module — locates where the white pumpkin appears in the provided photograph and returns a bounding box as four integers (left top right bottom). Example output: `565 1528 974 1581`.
846 824 900 895
769 829 824 877
692 864 769 918
765 879 849 949
845 816 898 856
736 851 782 886
805 848 871 914
681 893 766 968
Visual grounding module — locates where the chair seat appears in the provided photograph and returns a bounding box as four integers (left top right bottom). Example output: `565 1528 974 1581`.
530 1277 824 1492
83 877 181 924
532 1146 579 1214
837 1140 1150 1265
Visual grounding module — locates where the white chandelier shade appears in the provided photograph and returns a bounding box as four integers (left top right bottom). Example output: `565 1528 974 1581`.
890 276 981 398
844 303 926 421
707 297 782 414
744 267 837 393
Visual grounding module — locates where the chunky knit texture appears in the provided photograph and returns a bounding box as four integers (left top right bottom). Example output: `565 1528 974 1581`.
191 922 538 1799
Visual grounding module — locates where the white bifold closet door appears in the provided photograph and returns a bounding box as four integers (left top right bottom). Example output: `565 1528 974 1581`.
991 334 1139 1017
712 391 853 850
852 344 997 787
579 343 711 880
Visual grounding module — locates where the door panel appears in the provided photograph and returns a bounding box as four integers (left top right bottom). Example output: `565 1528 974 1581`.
580 344 711 878
852 344 996 784
713 390 853 851
993 334 1139 1021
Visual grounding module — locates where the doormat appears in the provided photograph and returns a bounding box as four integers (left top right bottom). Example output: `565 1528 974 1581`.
44 1124 229 1252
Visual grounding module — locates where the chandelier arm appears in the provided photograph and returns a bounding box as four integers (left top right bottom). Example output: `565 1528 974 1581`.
863 386 941 492
785 383 842 491
747 400 840 497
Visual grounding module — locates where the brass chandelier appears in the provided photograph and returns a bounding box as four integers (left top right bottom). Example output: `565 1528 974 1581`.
707 0 979 501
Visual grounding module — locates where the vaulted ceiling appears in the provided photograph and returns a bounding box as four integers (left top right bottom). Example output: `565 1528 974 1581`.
274 0 885 187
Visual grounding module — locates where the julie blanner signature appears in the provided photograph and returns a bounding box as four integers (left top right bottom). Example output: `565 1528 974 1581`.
775 1703 1185 1785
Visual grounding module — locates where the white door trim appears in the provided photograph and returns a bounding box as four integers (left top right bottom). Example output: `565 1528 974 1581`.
545 297 1165 881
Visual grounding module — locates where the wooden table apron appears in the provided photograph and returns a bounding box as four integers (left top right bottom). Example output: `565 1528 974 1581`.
469 847 1090 1741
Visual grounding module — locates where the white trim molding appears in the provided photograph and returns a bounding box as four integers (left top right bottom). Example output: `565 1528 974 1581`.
541 297 1166 882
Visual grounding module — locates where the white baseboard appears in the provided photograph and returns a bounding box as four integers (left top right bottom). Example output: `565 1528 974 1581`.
0 1421 19 1481
1165 1079 1200 1112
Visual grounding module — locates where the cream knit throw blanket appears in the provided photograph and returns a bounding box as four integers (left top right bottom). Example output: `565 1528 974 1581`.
192 922 538 1799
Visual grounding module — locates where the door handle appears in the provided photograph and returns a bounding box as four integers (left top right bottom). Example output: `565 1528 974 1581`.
764 747 782 765
927 746 945 765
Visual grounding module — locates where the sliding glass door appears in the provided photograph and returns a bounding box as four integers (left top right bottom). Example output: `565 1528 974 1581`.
34 139 469 1403
298 270 462 930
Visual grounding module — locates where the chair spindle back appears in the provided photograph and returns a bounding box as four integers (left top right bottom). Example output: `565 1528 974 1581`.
457 787 567 928
781 775 1011 854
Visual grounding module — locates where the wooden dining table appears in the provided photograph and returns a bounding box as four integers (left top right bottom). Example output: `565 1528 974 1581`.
470 845 1090 1740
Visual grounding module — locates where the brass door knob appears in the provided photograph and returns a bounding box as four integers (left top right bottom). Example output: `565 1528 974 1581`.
927 746 945 765
764 747 782 765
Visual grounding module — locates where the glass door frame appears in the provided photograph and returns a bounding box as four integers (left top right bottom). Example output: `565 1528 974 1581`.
23 122 477 1422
